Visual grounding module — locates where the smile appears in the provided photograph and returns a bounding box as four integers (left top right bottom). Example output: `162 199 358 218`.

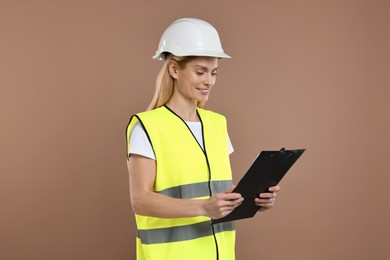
196 88 209 94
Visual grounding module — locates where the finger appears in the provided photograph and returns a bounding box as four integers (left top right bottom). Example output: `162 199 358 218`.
255 197 275 204
268 186 281 192
221 201 243 213
260 202 274 208
256 203 273 208
259 192 277 199
223 192 243 200
223 197 244 206
255 197 275 205
221 203 241 212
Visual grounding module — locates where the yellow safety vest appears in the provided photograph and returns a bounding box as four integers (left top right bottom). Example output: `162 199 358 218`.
126 105 236 260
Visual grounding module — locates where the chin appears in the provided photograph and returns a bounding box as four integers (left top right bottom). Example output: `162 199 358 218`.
198 98 208 104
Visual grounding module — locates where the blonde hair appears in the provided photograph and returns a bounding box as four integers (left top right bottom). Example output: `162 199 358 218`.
147 55 205 110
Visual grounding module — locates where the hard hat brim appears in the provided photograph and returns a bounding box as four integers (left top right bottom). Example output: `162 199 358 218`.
153 51 231 60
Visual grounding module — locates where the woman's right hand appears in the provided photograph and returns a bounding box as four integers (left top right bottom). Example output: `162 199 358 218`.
201 187 243 219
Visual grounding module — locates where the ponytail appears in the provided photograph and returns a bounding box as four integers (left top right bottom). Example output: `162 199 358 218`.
147 58 174 110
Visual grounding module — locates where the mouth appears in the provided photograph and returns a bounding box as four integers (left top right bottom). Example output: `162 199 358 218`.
196 88 210 95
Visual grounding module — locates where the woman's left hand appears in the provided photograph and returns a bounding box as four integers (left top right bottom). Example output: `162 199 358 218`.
255 185 281 212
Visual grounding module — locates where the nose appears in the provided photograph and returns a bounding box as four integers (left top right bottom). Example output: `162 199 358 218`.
203 73 215 86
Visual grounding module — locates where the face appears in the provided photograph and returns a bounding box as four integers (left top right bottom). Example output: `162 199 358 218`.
170 56 219 105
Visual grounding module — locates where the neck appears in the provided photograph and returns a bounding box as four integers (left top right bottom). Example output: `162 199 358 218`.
165 100 199 122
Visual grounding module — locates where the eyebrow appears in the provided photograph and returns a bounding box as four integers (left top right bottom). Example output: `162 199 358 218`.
193 65 219 71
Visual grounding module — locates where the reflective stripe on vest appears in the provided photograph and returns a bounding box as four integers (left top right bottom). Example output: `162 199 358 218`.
137 221 235 245
158 180 231 199
126 106 236 260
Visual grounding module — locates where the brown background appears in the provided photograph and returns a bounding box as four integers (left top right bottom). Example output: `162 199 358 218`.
1 1 389 259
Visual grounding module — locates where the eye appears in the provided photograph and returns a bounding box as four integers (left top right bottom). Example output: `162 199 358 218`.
196 71 204 75
211 71 218 76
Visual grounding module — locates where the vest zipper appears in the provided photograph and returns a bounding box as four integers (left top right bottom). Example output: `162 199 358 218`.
163 105 220 260
197 109 220 260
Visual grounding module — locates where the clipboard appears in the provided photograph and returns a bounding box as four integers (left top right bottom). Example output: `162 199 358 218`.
211 148 305 224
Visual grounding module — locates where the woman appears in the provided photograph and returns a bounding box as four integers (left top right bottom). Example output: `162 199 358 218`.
126 18 280 260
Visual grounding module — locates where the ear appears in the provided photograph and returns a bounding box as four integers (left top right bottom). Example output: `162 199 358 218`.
168 60 179 79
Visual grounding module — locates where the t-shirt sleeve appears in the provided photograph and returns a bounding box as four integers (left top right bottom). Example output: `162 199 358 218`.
228 134 234 155
128 122 156 160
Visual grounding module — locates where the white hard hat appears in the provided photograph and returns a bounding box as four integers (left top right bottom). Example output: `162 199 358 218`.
153 18 231 60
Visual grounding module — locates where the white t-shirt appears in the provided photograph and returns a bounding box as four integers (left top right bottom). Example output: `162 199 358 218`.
129 122 234 160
